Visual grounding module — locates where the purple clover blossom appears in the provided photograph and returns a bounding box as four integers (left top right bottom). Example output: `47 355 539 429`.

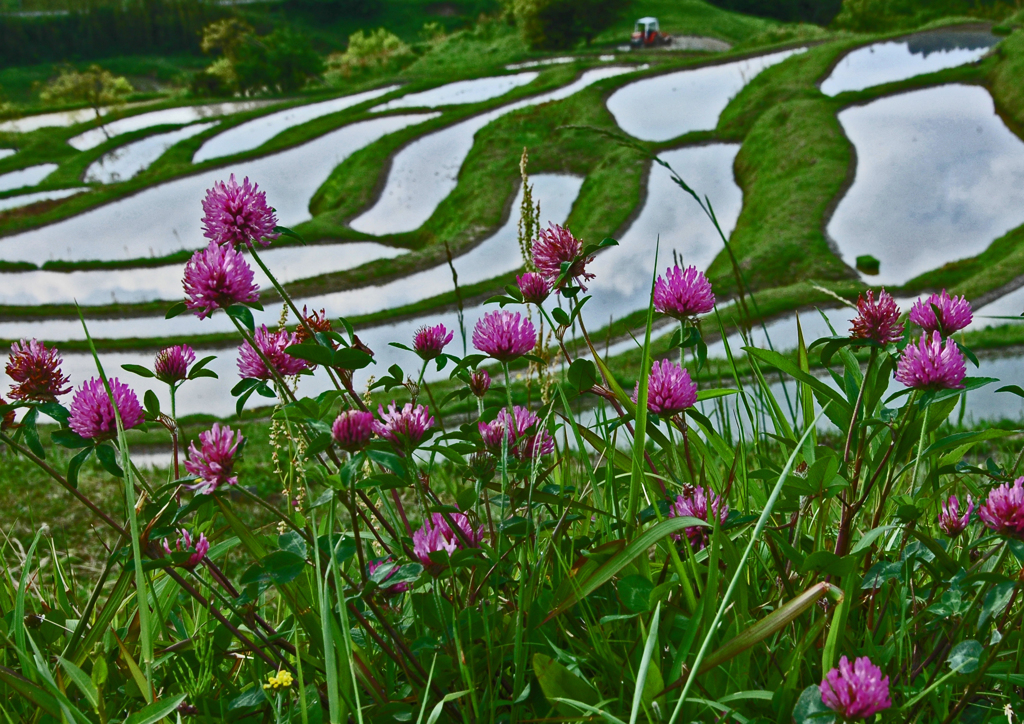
819 656 892 720
368 557 410 595
978 477 1024 539
469 369 491 398
632 358 698 416
472 310 536 362
894 331 966 390
68 378 145 440
478 418 507 449
183 241 260 320
237 325 308 380
850 289 904 345
479 406 553 460
0 396 14 432
201 175 279 248
331 410 375 453
412 513 483 568
413 323 453 360
517 272 550 304
184 423 243 495
653 265 715 320
531 223 594 292
939 494 974 537
154 344 196 384
669 486 729 550
6 339 72 402
162 528 210 568
908 290 973 336
374 402 434 451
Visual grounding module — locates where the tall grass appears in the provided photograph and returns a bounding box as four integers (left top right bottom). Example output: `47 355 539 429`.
0 154 1022 724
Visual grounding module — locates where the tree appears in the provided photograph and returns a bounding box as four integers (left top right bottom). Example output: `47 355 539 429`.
39 65 133 119
234 28 324 94
200 18 254 62
514 0 629 50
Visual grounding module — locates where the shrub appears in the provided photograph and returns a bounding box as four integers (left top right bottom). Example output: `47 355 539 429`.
39 64 134 117
234 28 324 94
833 0 1016 31
325 27 415 80
513 0 629 50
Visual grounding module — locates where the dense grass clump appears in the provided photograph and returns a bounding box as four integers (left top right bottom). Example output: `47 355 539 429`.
1 163 1023 723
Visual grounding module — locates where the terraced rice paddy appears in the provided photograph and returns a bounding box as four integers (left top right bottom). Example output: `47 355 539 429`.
2 27 1024 421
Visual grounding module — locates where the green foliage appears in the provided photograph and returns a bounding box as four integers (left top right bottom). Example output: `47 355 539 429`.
707 0 842 24
0 0 221 66
513 0 630 49
235 28 325 94
39 64 133 114
833 0 1016 31
324 27 415 81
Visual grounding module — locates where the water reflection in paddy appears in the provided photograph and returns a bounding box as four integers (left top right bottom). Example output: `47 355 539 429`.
0 174 580 340
0 242 408 306
583 144 742 326
820 30 998 96
370 73 539 111
0 188 86 213
0 113 437 264
193 86 398 163
0 163 58 192
605 49 805 142
0 108 104 133
827 84 1024 286
85 122 219 184
350 66 638 236
68 101 270 151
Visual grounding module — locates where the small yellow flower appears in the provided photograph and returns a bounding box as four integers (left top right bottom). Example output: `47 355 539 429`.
262 670 294 690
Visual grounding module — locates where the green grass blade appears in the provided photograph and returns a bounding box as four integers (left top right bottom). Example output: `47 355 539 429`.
629 602 661 724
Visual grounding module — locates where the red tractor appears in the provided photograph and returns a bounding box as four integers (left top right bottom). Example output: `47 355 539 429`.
630 17 672 48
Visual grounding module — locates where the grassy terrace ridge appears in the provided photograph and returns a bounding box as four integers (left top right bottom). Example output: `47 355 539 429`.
3 17 1024 363
3 27 1023 330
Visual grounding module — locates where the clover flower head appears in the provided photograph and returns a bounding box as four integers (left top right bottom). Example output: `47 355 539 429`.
850 288 904 345
531 223 594 291
294 306 333 345
331 410 375 453
68 377 144 440
162 528 210 567
632 358 697 416
374 402 434 450
183 240 260 320
412 513 483 567
202 174 278 248
653 265 715 320
414 323 453 360
154 344 196 384
6 339 71 402
939 494 973 537
978 478 1024 539
184 423 244 495
669 485 729 550
894 331 966 390
517 272 550 304
908 290 972 336
368 557 410 595
478 405 553 460
820 656 892 720
469 369 491 398
472 310 536 362
237 325 308 380
0 396 13 431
